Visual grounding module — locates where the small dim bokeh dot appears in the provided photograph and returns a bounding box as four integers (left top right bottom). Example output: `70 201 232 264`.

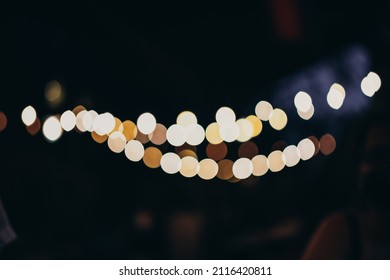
0 112 7 132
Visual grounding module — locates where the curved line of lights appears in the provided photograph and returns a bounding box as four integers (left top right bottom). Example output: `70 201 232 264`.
13 71 381 182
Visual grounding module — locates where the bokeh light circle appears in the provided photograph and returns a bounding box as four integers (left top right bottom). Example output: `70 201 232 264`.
107 131 127 153
137 112 157 135
60 110 76 132
255 101 273 121
217 159 234 180
185 124 205 146
320 133 336 155
21 105 37 126
294 91 312 113
268 150 285 172
219 122 240 143
177 111 197 127
216 107 236 125
205 122 223 144
198 159 218 180
143 147 163 168
251 155 269 176
232 158 253 179
180 156 200 178
269 108 288 131
161 152 182 174
167 124 186 147
283 145 301 167
298 138 316 161
297 105 315 120
42 116 63 142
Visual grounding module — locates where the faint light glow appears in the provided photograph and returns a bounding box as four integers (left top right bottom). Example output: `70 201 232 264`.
298 138 315 160
134 210 153 231
198 158 218 180
180 156 200 178
75 110 87 132
205 122 223 144
44 80 64 108
0 112 7 132
308 136 320 156
175 143 197 155
236 118 254 142
294 91 312 113
185 124 205 146
122 120 138 141
283 145 301 167
107 131 126 153
137 112 156 134
320 133 336 155
217 159 234 180
327 83 345 110
297 104 315 120
91 131 108 144
269 108 288 131
238 141 258 158
72 105 86 116
206 142 228 161
178 149 198 159
21 105 37 126
251 155 269 176
228 176 241 183
160 152 182 174
167 124 186 146
148 123 167 145
232 158 253 179
216 107 236 125
135 131 150 144
255 101 273 121
60 110 76 132
93 113 116 135
143 147 162 168
42 116 63 142
271 140 288 152
240 176 258 186
268 150 285 172
177 111 197 127
219 122 240 142
246 115 262 137
26 118 41 136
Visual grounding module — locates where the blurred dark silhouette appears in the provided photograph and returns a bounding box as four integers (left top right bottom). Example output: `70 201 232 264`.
0 198 17 255
302 108 390 259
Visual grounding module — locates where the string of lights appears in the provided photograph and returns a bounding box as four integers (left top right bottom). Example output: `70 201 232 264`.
5 71 381 182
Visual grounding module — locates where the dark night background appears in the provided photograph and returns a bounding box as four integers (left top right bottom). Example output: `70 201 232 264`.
1 0 390 259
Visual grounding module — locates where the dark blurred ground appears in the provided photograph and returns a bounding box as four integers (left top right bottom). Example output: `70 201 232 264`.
1 0 390 259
